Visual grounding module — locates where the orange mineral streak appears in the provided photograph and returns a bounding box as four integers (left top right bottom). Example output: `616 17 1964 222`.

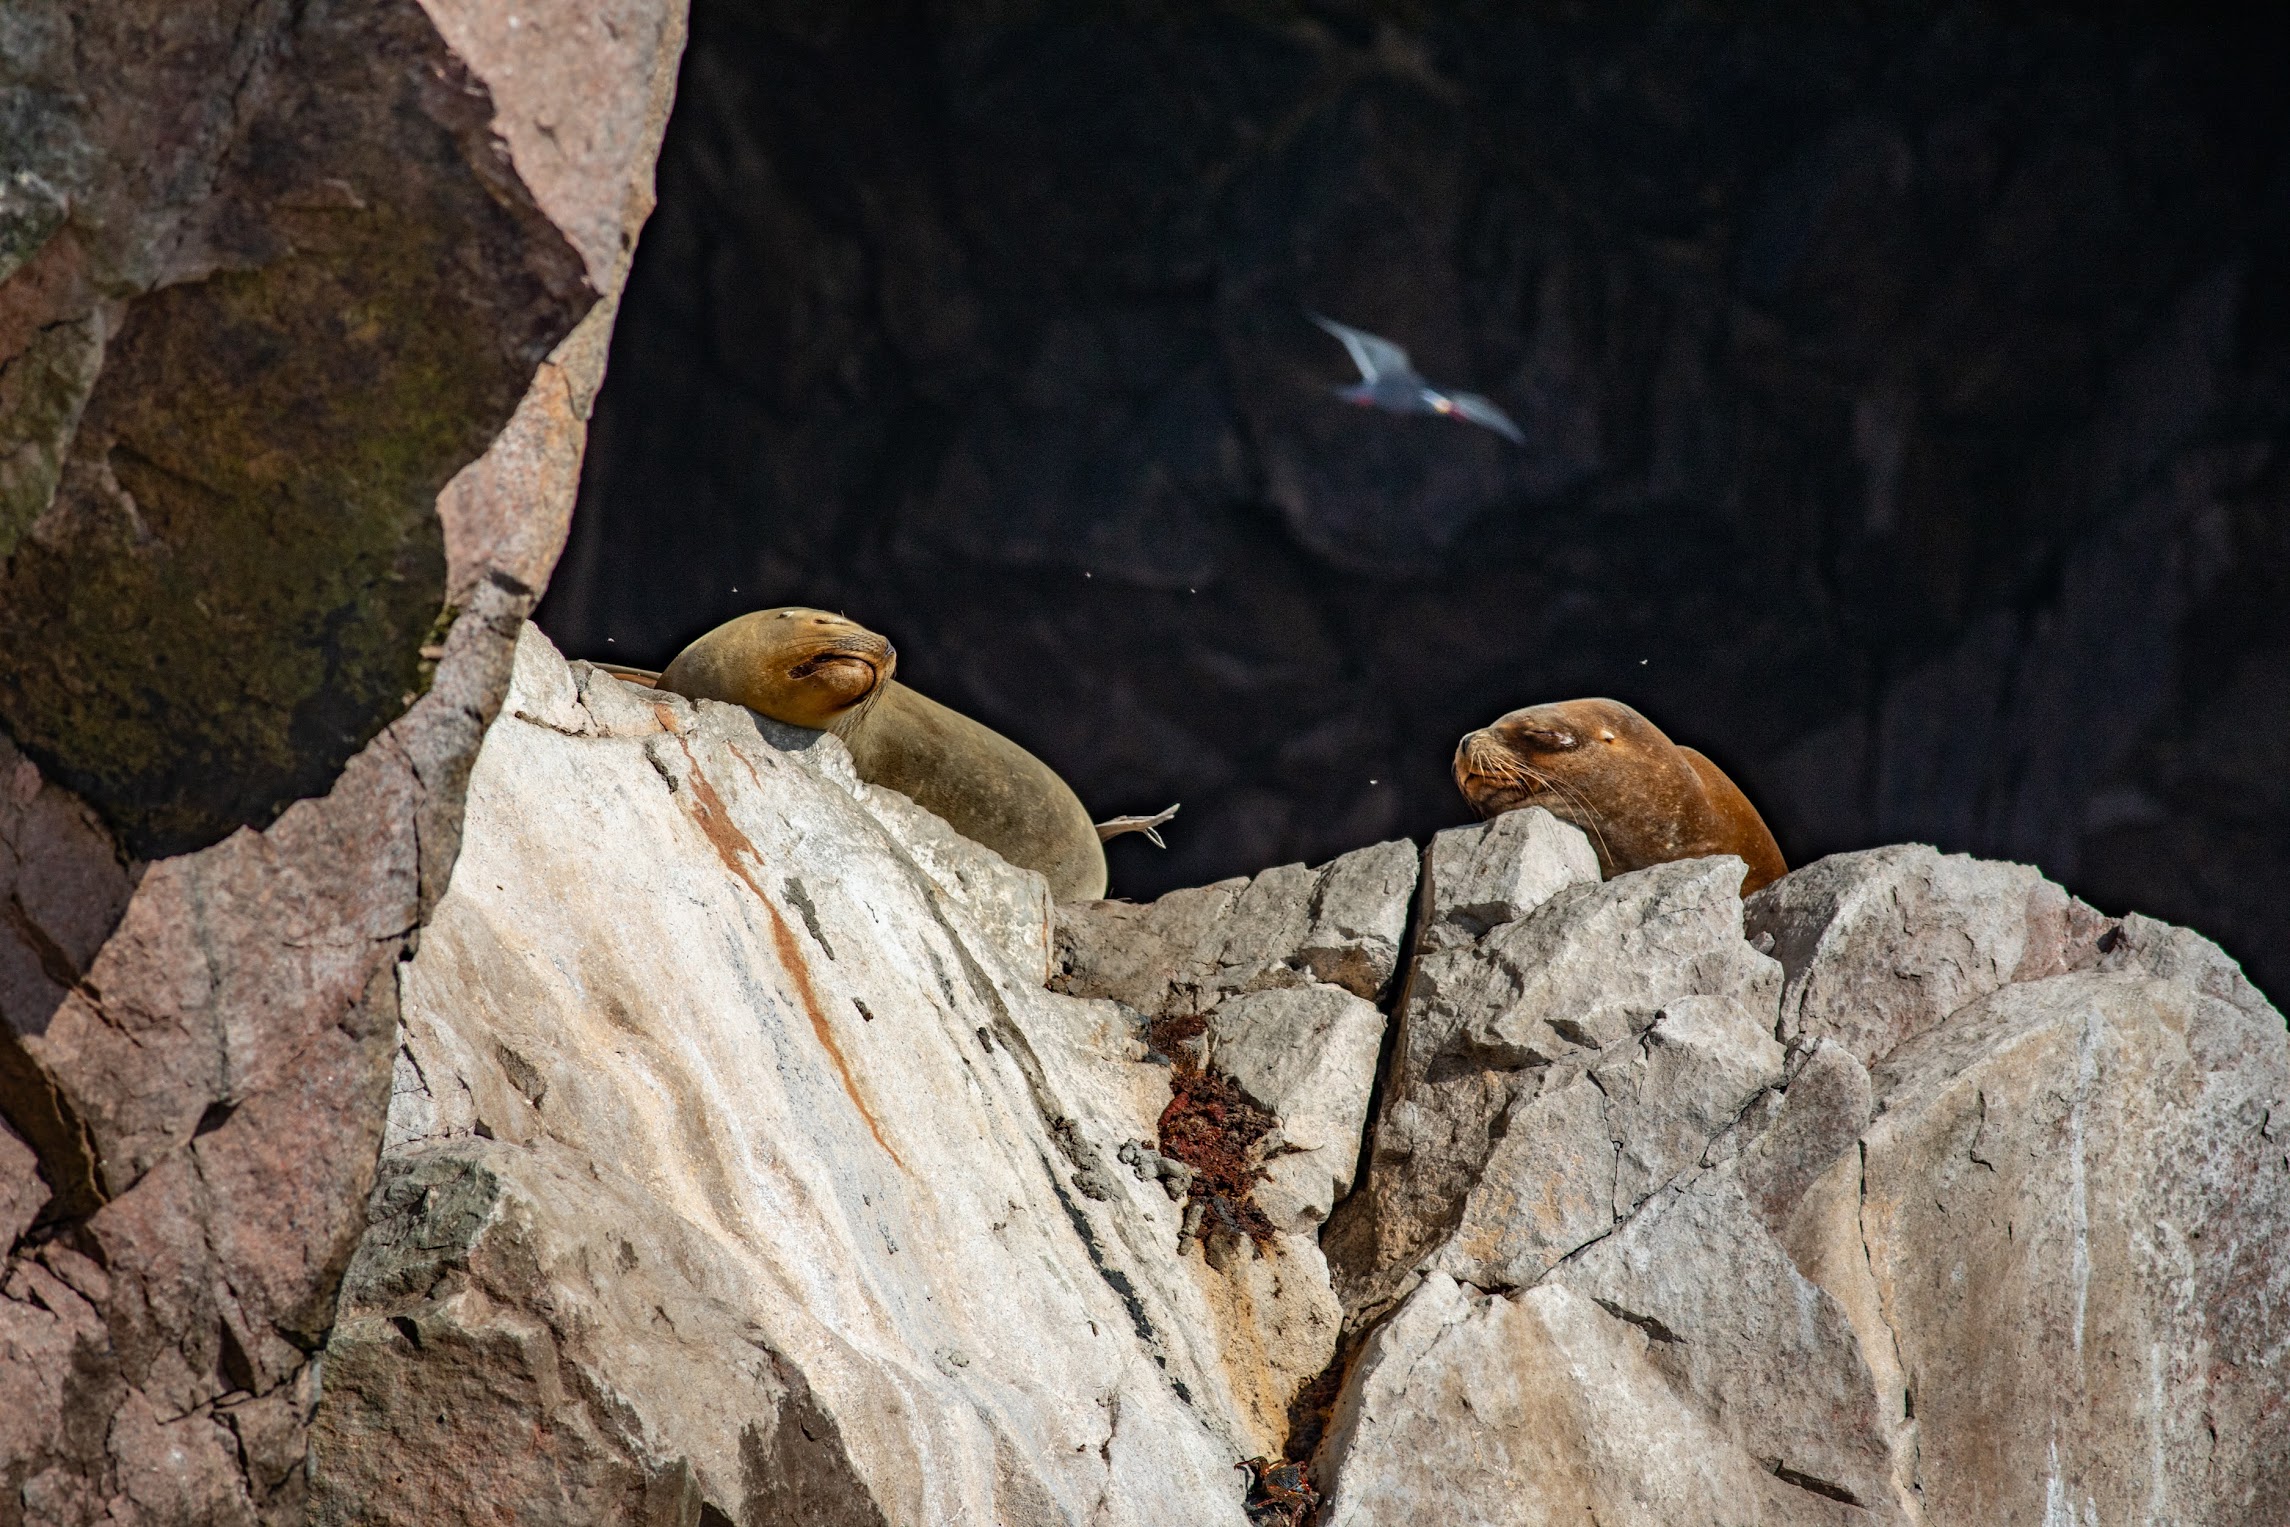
668 735 905 1171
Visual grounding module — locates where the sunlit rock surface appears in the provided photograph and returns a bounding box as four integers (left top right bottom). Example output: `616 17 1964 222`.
311 649 2290 1524
1316 822 2290 1525
0 2 684 1519
310 627 1317 1524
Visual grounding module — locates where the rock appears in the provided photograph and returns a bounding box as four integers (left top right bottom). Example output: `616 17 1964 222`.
2096 909 2282 1025
856 773 1056 988
1054 837 1417 1010
1745 844 2114 1066
1292 840 1420 1000
1593 994 1784 1216
1053 879 1248 1016
1852 964 2290 1521
1553 1170 1903 1517
0 728 132 1219
1733 1039 1872 1237
1330 848 1777 1316
309 626 1321 1521
1458 858 1783 1067
0 1125 44 1251
1429 1073 1613 1293
1414 807 1603 956
0 2 685 1519
1319 826 2290 1524
1316 1273 1856 1527
1206 986 1386 1231
0 0 595 857
1317 812 1598 1306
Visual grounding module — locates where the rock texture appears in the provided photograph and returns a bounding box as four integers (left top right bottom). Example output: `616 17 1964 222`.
308 626 1393 1524
1053 838 1417 1013
0 3 685 1521
542 6 2290 1002
1319 1275 1856 1527
1316 823 2290 1525
1748 844 2118 1066
294 682 2289 1525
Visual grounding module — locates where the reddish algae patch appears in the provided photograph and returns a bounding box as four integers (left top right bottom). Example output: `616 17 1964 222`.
1151 1011 1277 1246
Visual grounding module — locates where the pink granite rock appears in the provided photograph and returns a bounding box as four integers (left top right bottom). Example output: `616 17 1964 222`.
0 0 685 1518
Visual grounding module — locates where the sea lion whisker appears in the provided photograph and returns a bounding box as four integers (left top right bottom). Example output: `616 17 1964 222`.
1474 756 1530 788
1522 763 1618 867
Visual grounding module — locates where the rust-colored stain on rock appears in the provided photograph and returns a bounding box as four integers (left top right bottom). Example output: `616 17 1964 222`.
669 736 904 1172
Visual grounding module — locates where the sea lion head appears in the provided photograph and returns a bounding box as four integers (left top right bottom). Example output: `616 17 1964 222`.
1453 698 1700 868
658 607 896 733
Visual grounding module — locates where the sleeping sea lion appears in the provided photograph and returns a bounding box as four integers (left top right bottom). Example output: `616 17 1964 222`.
609 608 1165 901
1452 698 1787 896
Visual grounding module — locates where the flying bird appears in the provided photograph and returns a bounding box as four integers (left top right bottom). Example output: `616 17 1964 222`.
1308 312 1526 445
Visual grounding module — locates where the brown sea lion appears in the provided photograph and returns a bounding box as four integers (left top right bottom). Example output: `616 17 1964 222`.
1452 698 1787 896
607 608 1166 901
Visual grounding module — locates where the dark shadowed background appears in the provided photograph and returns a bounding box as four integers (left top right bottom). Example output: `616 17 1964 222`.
538 2 2290 1000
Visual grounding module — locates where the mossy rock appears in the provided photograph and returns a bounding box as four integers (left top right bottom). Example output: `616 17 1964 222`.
0 5 590 857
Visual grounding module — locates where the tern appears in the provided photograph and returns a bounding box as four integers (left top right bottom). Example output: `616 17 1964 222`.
1309 312 1526 445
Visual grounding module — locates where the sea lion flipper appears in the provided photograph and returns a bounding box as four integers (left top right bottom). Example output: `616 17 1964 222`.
1095 804 1180 849
590 662 662 688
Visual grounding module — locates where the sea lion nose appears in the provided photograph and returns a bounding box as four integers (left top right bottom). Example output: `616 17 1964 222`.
1453 730 1489 780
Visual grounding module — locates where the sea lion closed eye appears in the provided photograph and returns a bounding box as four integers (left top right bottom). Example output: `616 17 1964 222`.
1453 698 1787 896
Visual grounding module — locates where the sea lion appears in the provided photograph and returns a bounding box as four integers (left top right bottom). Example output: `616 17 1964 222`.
619 608 1155 901
1452 698 1787 896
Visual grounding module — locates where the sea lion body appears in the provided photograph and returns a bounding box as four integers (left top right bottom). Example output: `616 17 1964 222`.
1453 698 1787 896
842 680 1106 901
653 608 1111 900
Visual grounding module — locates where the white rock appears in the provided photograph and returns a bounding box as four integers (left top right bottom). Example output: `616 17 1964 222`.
1462 857 1781 1065
1593 992 1785 1215
1318 1274 1852 1526
1054 839 1419 1010
321 628 2290 1522
1432 1073 1613 1288
316 625 1274 1523
1734 1037 1873 1235
1855 966 2290 1521
1415 807 1601 955
1207 985 1386 1230
1293 837 1419 998
1745 843 2111 1066
1336 856 1783 1313
1552 1167 1906 1519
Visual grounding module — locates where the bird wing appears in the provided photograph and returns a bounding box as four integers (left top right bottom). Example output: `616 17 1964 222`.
1448 390 1527 445
1309 313 1416 384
